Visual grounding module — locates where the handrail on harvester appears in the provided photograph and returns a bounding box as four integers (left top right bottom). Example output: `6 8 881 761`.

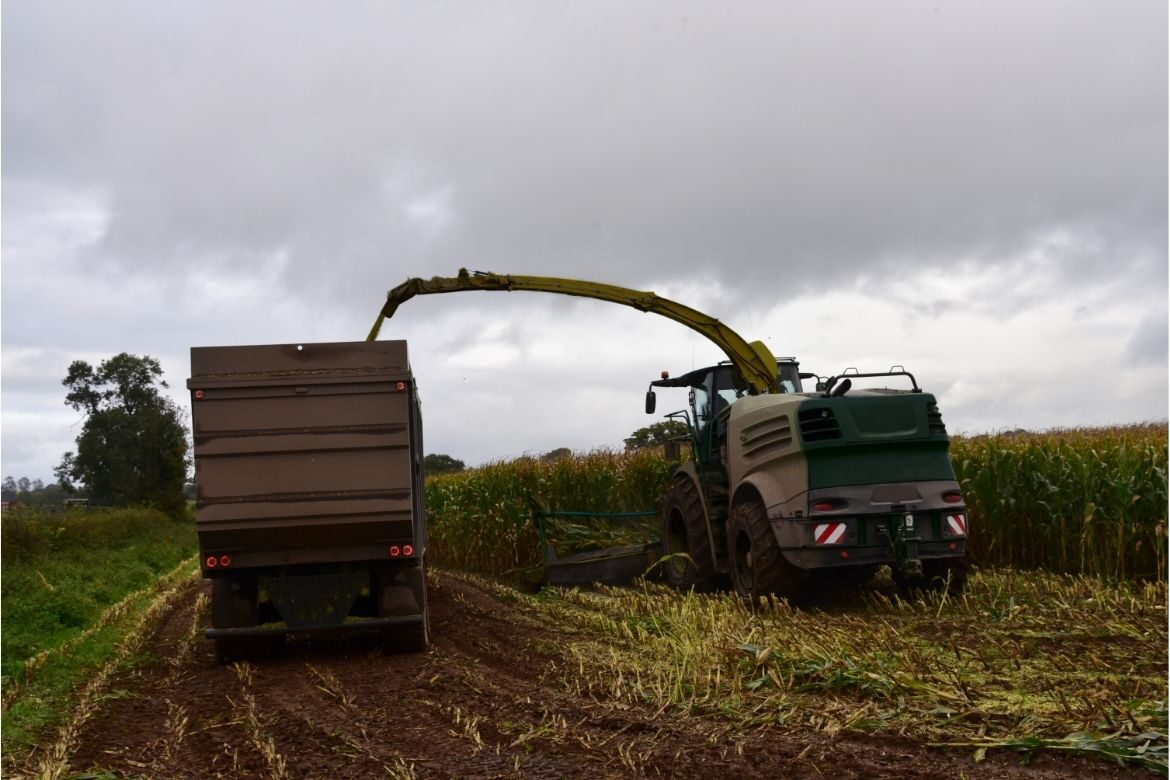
367 268 781 395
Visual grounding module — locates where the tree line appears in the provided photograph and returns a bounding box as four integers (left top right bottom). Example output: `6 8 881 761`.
19 353 688 515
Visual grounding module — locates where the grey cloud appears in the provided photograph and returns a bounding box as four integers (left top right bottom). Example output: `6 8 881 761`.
4 1 1164 303
1126 314 1169 366
3 0 1167 478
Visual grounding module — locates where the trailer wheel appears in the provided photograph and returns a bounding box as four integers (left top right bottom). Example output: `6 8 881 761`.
381 566 430 653
210 578 269 664
659 478 718 592
728 500 805 606
211 577 259 629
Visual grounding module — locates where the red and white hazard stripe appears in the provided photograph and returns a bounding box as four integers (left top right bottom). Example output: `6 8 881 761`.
814 522 847 545
946 513 968 537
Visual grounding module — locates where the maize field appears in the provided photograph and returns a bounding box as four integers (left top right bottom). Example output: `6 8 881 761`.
427 424 1168 581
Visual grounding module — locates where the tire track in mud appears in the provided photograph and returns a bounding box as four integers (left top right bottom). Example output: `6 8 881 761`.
49 571 1149 780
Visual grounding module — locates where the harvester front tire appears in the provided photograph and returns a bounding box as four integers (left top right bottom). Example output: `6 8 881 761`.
728 500 806 607
659 478 718 592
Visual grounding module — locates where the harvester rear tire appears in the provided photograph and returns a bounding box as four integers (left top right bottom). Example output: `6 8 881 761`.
728 500 807 607
894 556 969 598
659 478 718 592
922 555 969 596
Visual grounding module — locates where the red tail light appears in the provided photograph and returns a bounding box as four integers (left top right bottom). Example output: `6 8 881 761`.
389 545 401 557
205 555 218 568
943 491 963 504
219 554 232 568
813 499 846 512
403 544 414 556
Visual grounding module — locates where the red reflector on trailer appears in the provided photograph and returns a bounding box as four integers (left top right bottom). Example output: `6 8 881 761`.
389 545 401 557
840 550 849 559
219 554 231 567
194 390 205 400
396 382 406 391
949 542 957 550
403 544 414 556
205 555 218 568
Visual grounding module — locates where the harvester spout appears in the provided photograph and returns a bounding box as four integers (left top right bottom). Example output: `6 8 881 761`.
368 269 782 395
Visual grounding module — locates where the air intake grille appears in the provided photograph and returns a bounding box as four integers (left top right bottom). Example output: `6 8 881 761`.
927 403 947 435
799 407 842 442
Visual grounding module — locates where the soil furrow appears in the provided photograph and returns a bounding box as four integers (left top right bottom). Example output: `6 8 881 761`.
59 571 1150 779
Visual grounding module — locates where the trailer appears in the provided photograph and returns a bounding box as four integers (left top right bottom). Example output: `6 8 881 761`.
188 340 428 660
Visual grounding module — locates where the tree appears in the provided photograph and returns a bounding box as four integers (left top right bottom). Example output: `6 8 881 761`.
55 353 189 517
623 420 689 450
424 453 465 475
541 447 572 462
3 475 73 507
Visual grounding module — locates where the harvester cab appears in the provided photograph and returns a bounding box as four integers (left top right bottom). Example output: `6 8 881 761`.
646 358 804 465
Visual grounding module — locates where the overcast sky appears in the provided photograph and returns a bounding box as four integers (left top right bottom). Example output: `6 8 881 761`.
3 1 1167 483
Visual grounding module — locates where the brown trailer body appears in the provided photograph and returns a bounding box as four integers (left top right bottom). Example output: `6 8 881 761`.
188 340 429 658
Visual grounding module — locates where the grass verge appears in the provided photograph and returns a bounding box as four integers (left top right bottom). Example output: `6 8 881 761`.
1 506 198 763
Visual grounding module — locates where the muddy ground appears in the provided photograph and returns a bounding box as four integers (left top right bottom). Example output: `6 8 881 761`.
41 572 1150 779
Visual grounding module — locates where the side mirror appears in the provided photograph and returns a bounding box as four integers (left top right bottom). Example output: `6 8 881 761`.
815 381 826 392
645 390 656 414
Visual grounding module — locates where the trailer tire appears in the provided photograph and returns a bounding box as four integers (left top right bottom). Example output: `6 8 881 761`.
214 636 276 664
211 577 259 629
381 565 430 653
728 500 806 607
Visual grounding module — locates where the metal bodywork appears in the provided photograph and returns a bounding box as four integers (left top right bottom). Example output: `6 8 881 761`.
188 340 428 649
656 364 967 589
